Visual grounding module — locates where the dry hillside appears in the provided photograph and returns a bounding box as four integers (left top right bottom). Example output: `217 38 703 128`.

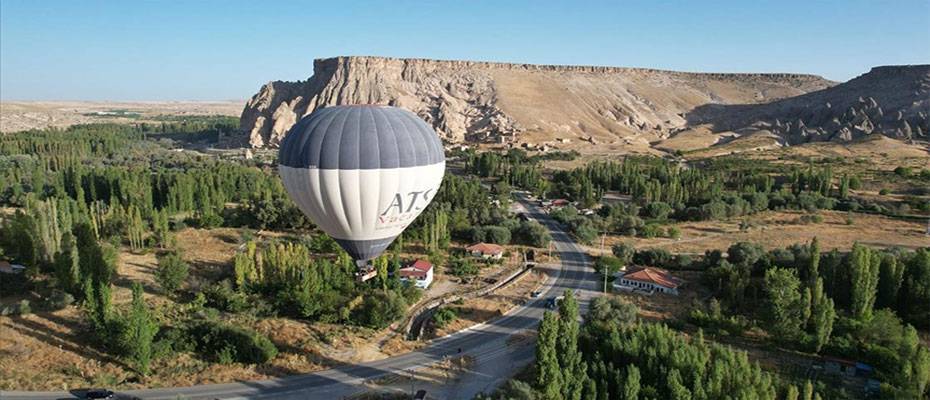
239 56 833 148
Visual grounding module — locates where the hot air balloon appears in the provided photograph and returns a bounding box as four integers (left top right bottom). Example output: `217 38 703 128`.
278 105 446 278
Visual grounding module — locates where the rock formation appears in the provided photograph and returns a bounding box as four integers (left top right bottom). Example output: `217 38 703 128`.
687 65 930 144
239 56 833 148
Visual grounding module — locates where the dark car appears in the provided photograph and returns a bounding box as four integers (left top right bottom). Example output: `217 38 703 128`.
414 389 428 400
85 389 115 399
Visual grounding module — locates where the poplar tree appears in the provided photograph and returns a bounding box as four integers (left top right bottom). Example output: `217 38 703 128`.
557 290 586 400
808 278 836 352
54 232 81 294
876 253 903 309
535 311 562 399
763 268 805 338
849 243 880 320
622 365 641 400
122 282 158 375
804 237 821 285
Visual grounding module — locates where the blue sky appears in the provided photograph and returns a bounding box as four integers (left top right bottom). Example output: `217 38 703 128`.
1 1 928 101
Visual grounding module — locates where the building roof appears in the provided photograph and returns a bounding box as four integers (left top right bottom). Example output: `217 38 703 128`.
621 267 682 289
399 259 433 278
466 243 505 255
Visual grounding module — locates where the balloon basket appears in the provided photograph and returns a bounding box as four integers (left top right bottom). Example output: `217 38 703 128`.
355 260 377 282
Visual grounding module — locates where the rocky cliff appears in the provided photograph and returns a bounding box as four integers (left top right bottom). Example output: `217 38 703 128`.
239 56 834 148
687 65 930 144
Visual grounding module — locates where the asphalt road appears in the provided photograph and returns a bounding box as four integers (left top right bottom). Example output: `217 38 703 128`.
2 194 599 400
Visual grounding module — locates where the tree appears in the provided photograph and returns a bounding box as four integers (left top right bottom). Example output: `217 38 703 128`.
667 369 691 400
121 282 158 375
622 365 641 400
785 384 799 400
644 201 672 220
54 232 81 295
557 291 586 400
802 380 814 400
535 311 562 399
151 208 171 248
727 242 765 270
802 237 821 284
807 278 836 352
515 220 551 248
483 225 512 245
899 249 930 328
594 256 623 277
611 243 635 266
762 268 805 339
849 243 880 320
876 253 903 309
125 205 146 252
155 251 189 295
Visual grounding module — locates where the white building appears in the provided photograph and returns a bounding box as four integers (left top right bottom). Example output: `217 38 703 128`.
466 243 504 260
614 266 683 295
399 259 434 289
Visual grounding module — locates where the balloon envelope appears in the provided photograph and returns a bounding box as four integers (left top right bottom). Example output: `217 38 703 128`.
278 105 446 261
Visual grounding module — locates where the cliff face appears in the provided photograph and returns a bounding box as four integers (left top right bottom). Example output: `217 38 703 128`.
687 65 930 144
239 56 834 148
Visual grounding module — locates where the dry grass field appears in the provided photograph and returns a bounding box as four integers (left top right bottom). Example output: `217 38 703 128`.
0 101 243 133
586 209 928 257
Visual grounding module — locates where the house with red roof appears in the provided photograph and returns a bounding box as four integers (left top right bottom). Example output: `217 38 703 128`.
466 243 505 260
614 266 683 295
398 259 434 289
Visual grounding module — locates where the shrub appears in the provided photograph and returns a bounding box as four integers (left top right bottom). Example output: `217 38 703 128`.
634 248 673 267
667 226 681 239
189 321 278 364
893 166 912 177
611 243 635 264
638 223 663 238
196 212 224 229
879 188 890 195
448 257 479 278
432 307 458 329
203 280 251 313
45 291 75 310
351 290 407 329
155 252 190 294
1 300 32 316
17 300 31 315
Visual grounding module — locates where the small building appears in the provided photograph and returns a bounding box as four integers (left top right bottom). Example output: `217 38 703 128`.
0 261 26 274
398 259 434 289
614 267 683 295
467 243 505 260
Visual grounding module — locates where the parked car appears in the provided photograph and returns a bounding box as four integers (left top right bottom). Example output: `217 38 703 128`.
414 389 428 400
530 290 543 298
